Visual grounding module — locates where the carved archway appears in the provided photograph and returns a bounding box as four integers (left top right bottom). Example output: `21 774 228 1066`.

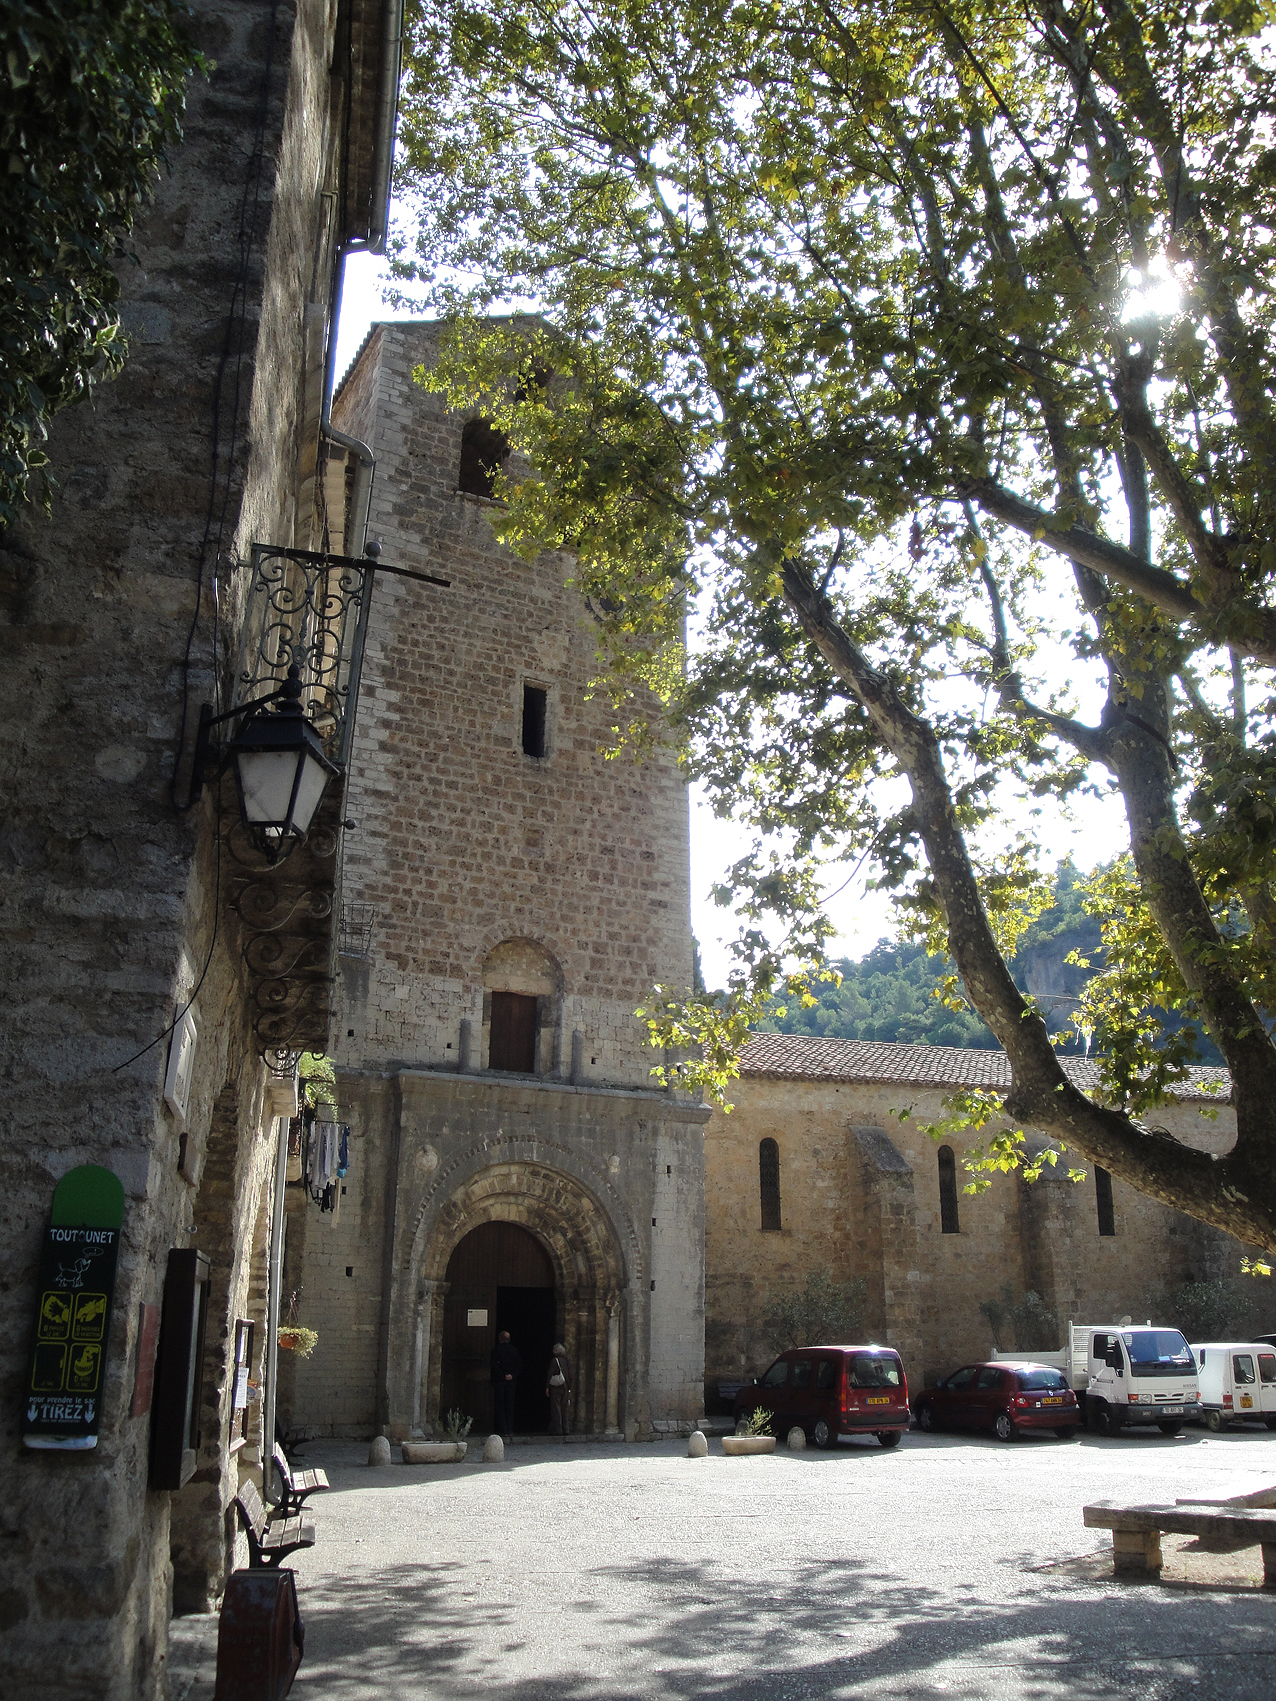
409 1161 628 1437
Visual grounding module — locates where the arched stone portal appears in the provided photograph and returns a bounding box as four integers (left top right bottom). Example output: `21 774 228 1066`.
406 1160 629 1438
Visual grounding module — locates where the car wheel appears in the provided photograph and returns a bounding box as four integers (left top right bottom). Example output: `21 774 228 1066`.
811 1419 834 1449
1203 1409 1225 1432
1054 1427 1078 1440
876 1430 901 1447
918 1406 935 1433
994 1411 1016 1443
1157 1422 1183 1437
1265 1417 1276 1431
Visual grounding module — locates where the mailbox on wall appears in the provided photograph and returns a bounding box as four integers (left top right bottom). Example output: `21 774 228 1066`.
150 1248 211 1490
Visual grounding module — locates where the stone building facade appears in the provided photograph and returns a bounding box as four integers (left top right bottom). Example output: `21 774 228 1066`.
0 1 399 1694
705 1034 1247 1399
279 322 709 1442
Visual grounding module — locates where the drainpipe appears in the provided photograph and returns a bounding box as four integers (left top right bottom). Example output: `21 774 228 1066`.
262 1110 290 1498
319 0 403 558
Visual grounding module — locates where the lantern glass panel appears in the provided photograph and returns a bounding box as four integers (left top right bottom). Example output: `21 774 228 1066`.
236 750 305 826
290 749 331 837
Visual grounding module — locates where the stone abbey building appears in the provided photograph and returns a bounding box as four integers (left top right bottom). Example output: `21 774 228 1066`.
280 322 709 1441
280 324 1254 1444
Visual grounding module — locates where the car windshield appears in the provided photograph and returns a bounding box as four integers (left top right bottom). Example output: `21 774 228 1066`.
1016 1368 1068 1391
848 1354 901 1388
1124 1330 1193 1371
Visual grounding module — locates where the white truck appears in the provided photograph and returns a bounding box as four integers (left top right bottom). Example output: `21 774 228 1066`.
995 1321 1201 1435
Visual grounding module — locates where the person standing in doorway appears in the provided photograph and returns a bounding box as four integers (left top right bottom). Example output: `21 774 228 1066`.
490 1329 522 1442
546 1342 573 1439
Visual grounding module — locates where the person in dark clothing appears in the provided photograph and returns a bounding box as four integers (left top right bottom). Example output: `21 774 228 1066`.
545 1342 573 1438
490 1330 522 1440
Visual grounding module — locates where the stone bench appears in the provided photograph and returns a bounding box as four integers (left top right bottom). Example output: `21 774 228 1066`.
1083 1499 1276 1584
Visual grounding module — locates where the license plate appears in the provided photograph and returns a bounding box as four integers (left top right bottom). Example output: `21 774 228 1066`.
866 1396 889 1405
1159 1406 1185 1415
1242 1395 1254 1408
1042 1396 1063 1405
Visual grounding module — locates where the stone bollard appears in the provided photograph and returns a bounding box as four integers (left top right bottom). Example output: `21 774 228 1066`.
368 1434 392 1467
483 1433 505 1463
787 1426 806 1451
687 1430 708 1458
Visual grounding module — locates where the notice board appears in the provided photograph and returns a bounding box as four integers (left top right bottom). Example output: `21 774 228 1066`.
24 1165 125 1451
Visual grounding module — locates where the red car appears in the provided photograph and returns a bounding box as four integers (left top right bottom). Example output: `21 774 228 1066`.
912 1361 1079 1441
732 1345 910 1448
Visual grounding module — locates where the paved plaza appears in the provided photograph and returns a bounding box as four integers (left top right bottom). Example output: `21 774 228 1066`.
171 1426 1276 1700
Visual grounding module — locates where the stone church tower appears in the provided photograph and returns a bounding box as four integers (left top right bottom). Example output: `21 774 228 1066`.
281 322 708 1440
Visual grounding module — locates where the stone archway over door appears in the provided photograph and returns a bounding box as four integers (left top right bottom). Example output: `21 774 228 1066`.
411 1161 628 1437
440 1221 555 1433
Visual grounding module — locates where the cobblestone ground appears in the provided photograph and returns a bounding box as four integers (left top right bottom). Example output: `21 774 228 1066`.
170 1425 1276 1700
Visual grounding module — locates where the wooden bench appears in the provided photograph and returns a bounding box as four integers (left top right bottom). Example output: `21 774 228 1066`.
1083 1499 1276 1585
272 1442 330 1516
235 1479 316 1568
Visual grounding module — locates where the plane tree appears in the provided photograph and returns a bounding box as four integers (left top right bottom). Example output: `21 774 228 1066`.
394 0 1276 1247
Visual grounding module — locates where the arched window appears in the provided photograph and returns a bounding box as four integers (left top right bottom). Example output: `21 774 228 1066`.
1095 1165 1116 1236
759 1138 781 1231
457 417 509 498
938 1145 960 1234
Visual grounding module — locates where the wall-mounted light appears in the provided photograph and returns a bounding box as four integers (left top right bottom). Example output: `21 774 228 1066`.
188 665 337 863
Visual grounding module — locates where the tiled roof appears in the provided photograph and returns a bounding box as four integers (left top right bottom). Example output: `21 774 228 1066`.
736 1033 1231 1102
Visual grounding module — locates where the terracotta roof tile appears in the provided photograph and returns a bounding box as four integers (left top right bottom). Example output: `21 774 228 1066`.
736 1033 1230 1102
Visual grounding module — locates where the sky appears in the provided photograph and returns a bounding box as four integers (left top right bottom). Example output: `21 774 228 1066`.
333 253 1115 989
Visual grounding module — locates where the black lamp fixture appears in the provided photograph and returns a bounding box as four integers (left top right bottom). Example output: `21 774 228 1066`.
188 666 339 863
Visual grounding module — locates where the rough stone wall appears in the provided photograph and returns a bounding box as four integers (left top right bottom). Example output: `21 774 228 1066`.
0 0 351 1690
704 1077 1242 1397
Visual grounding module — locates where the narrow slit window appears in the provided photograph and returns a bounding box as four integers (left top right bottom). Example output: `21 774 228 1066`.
457 417 509 498
1096 1165 1115 1236
759 1137 781 1231
938 1145 960 1234
522 684 547 758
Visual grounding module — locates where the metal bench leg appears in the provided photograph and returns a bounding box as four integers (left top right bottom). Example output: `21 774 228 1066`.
1112 1530 1163 1576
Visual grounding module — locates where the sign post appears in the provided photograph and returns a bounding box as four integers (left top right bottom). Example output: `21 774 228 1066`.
23 1165 125 1451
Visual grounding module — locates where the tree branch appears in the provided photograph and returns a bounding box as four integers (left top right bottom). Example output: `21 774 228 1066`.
968 479 1276 666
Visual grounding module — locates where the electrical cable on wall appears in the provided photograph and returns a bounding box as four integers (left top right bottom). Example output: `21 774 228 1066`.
115 0 282 1076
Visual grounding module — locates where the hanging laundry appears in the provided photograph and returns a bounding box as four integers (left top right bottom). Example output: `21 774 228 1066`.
337 1126 349 1178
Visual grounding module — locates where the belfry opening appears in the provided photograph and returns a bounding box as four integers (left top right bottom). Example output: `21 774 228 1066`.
441 1222 556 1434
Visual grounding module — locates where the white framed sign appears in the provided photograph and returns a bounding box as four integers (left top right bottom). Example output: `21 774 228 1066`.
163 1008 199 1123
466 1309 488 1327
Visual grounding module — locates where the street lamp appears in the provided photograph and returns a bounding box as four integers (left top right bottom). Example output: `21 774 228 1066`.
188 666 338 863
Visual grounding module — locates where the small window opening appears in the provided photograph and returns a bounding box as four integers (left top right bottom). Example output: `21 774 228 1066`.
1096 1165 1116 1236
759 1137 782 1231
522 684 548 758
489 990 538 1072
938 1145 960 1234
458 417 509 498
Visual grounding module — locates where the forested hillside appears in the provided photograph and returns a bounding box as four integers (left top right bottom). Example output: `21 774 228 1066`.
755 863 1223 1061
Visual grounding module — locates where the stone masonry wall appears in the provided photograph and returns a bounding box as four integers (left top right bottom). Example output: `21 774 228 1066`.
0 0 351 1691
704 1076 1243 1398
329 323 695 1090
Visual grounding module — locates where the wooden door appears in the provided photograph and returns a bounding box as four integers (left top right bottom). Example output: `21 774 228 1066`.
489 992 537 1072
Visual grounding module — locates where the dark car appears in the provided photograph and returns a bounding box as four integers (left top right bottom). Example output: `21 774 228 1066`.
912 1362 1079 1441
732 1345 910 1448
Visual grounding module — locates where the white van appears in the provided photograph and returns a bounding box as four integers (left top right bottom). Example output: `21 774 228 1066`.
1192 1342 1276 1431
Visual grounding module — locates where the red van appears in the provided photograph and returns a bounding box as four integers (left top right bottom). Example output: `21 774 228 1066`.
732 1345 910 1448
